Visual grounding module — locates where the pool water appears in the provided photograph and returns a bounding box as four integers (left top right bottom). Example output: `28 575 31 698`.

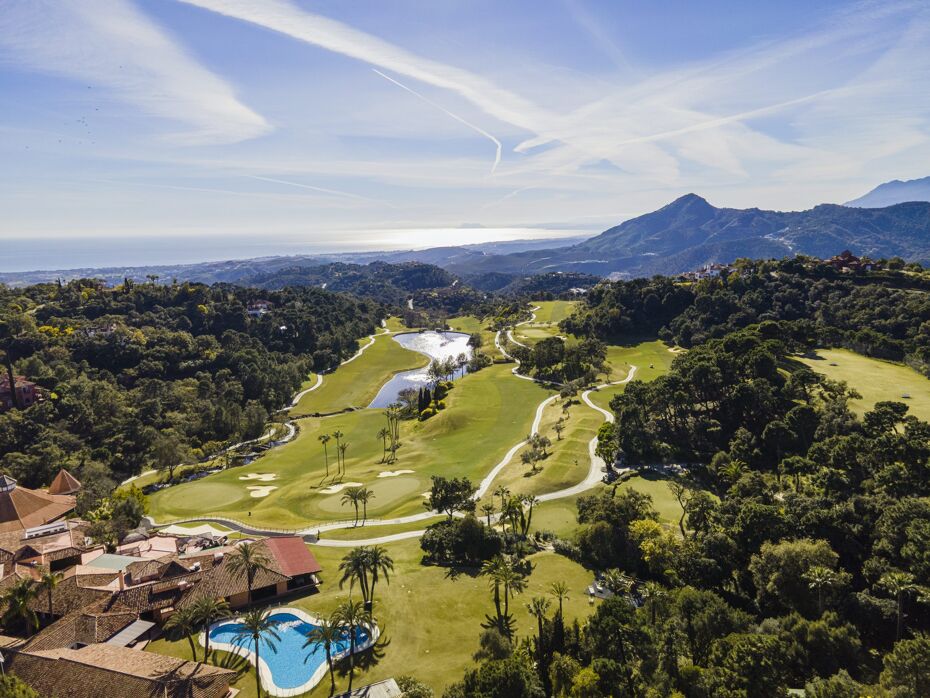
368 331 472 408
209 610 371 692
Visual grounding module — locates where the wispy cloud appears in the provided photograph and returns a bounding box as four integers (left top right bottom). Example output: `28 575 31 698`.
0 0 270 144
245 175 396 207
372 69 502 174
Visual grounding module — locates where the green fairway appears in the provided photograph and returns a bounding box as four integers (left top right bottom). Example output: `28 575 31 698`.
148 364 552 528
588 339 679 411
483 395 602 503
446 314 502 360
147 538 598 697
798 348 930 421
531 300 579 324
291 331 428 416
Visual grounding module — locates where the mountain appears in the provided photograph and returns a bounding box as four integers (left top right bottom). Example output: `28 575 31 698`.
444 194 930 278
846 176 930 208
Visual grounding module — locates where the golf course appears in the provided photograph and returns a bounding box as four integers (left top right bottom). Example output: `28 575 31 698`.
143 303 690 697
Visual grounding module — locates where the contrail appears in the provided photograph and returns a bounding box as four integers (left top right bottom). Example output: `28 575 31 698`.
373 68 502 174
246 174 395 207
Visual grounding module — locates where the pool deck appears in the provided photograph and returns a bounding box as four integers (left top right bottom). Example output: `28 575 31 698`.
201 605 380 698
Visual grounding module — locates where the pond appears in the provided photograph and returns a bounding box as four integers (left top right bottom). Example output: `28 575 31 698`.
207 608 375 697
367 331 472 408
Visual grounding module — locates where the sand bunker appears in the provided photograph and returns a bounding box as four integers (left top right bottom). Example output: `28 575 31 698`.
421 491 432 498
668 346 687 354
246 486 277 498
318 481 364 495
378 469 414 478
238 473 278 482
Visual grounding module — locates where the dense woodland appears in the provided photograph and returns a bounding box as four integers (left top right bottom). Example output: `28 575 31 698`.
432 262 930 698
0 279 382 489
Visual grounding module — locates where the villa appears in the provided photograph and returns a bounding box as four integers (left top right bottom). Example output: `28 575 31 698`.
0 375 40 412
0 472 79 536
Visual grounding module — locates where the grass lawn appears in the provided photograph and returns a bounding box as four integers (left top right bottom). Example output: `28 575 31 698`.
588 339 679 411
147 539 598 697
482 395 602 503
447 314 502 360
798 348 930 421
618 472 685 525
319 517 444 541
291 332 428 416
531 300 579 324
148 364 552 528
529 489 599 538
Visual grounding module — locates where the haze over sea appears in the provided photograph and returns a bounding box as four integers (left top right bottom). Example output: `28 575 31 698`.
2 227 586 273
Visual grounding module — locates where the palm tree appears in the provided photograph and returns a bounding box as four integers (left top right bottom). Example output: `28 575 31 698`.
37 566 61 624
332 599 373 692
339 548 371 602
304 616 342 693
480 557 505 623
603 569 634 597
549 581 570 619
803 565 838 616
481 502 495 527
163 606 199 662
234 609 281 698
338 442 349 476
357 487 375 525
494 485 510 513
377 428 390 462
522 495 539 535
639 581 667 626
341 486 362 526
1 577 38 636
333 430 344 471
318 434 331 476
226 542 275 605
526 596 551 665
878 571 918 640
191 596 230 661
366 546 394 607
495 556 528 624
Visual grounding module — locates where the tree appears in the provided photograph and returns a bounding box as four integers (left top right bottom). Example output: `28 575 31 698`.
749 538 847 617
332 599 373 692
339 442 349 475
549 581 570 619
226 542 275 604
1 577 38 636
151 432 188 482
164 606 199 662
877 571 920 641
425 475 477 519
318 433 331 476
339 547 371 603
366 545 394 607
36 566 61 624
304 615 342 693
191 596 230 662
234 609 281 698
880 633 930 697
554 418 565 441
377 427 390 462
342 486 362 525
667 478 693 537
333 430 344 472
0 675 39 698
803 565 840 616
639 581 667 626
526 596 551 667
481 502 495 527
396 676 434 698
357 486 375 524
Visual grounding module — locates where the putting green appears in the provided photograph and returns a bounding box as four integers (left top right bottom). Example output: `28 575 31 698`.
798 348 930 422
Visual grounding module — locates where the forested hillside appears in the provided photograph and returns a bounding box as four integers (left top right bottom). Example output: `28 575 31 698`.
470 259 930 697
0 279 382 488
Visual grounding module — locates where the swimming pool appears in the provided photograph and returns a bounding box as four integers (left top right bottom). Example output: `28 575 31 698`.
205 607 376 697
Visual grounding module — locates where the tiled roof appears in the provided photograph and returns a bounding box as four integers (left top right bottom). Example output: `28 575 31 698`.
24 605 137 652
0 478 75 534
25 573 114 617
8 644 235 698
48 469 82 496
264 536 323 576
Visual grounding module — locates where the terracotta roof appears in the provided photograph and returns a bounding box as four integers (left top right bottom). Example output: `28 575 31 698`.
24 605 137 652
7 644 235 698
264 536 323 576
178 542 290 608
25 573 114 617
49 469 82 496
0 477 75 534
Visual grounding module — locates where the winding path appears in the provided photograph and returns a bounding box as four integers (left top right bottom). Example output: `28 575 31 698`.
148 307 638 547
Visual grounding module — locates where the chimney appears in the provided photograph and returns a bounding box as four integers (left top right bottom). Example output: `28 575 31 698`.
118 572 125 591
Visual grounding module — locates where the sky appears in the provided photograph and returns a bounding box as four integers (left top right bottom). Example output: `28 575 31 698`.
1 0 930 265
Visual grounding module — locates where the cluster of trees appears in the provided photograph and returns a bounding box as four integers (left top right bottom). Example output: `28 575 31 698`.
0 278 382 489
510 336 607 384
563 258 930 375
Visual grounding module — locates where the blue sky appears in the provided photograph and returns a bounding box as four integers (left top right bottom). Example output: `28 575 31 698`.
1 0 929 252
